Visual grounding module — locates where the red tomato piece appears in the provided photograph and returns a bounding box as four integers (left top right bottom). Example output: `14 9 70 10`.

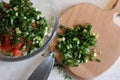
13 49 22 57
14 43 24 50
28 40 32 47
1 36 12 51
27 40 32 50
0 46 2 52
5 3 10 9
33 21 37 28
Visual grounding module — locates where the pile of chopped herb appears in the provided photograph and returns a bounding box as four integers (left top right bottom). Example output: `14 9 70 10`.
56 24 99 67
0 0 48 57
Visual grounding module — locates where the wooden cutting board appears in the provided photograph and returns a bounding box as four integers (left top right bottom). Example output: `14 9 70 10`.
50 0 120 80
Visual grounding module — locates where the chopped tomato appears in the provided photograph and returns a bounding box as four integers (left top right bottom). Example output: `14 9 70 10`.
33 21 37 28
1 36 12 51
5 3 10 9
28 40 32 46
13 49 22 57
14 43 24 50
0 46 2 52
27 40 32 49
13 43 24 57
0 36 31 57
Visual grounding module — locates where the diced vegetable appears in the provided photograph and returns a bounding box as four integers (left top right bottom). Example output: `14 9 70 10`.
14 43 24 50
56 24 98 66
1 36 12 51
13 49 22 57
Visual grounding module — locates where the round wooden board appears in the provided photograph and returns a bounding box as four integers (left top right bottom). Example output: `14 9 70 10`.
50 1 120 80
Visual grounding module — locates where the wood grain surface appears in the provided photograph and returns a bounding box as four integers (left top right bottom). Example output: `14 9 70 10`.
50 0 120 80
106 0 117 10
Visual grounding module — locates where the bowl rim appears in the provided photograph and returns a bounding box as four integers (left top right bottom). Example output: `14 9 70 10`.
0 0 59 61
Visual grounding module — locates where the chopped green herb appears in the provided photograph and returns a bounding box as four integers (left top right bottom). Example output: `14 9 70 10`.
64 74 72 80
56 24 98 66
90 53 95 61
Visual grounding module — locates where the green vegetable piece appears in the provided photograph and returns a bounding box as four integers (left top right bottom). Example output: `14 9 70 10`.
65 74 72 80
90 53 95 61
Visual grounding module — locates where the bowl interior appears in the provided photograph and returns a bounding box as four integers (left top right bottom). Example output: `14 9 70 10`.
0 0 58 61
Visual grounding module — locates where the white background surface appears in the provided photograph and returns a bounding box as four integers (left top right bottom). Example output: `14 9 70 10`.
0 0 120 80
